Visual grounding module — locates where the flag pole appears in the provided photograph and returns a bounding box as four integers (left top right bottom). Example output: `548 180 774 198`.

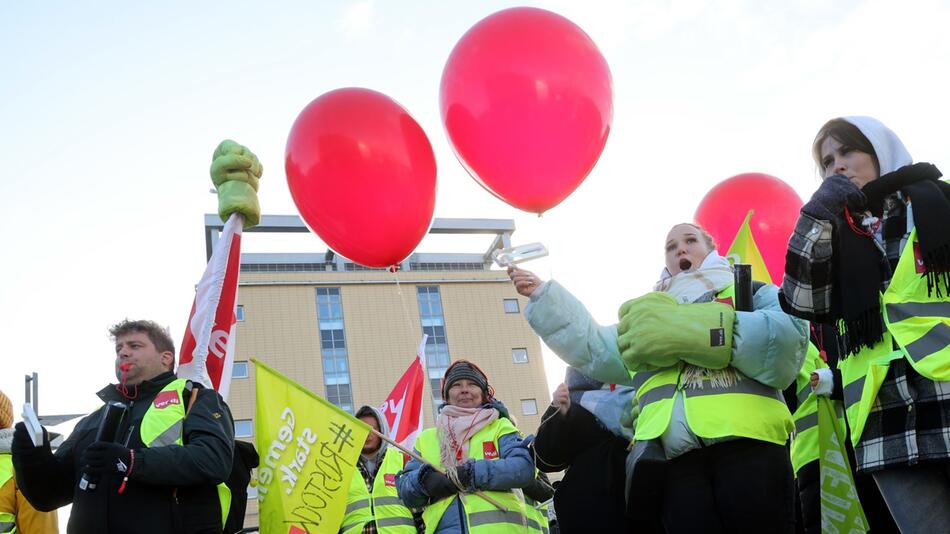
369 427 509 511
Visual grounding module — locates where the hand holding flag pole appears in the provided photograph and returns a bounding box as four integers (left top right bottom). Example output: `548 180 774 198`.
367 426 509 511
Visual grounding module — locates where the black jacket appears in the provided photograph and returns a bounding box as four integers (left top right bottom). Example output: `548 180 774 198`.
535 402 653 534
224 440 259 534
14 372 235 533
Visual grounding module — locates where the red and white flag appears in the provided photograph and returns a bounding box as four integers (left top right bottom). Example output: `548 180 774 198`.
177 212 243 400
380 335 427 449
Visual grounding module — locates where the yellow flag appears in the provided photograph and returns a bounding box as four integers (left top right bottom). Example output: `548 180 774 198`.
253 359 370 534
725 210 773 284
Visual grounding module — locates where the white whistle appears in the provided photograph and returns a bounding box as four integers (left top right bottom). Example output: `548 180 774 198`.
492 242 549 267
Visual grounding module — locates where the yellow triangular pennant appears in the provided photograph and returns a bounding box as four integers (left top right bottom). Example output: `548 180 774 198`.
725 210 773 284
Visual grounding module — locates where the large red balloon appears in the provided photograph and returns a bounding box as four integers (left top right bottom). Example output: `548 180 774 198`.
285 88 437 269
694 173 803 283
440 7 613 214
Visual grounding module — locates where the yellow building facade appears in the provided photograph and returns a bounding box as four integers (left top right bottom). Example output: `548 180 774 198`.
211 215 551 528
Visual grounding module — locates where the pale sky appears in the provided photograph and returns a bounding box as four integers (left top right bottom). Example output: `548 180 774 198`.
2 0 949 423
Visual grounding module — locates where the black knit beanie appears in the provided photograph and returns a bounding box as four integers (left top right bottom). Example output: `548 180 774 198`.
441 361 490 400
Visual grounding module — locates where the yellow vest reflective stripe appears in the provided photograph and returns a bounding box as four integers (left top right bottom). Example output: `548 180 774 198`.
840 226 950 445
0 455 15 534
524 500 549 534
523 468 549 534
790 344 823 474
632 285 795 444
341 447 416 534
139 379 232 528
882 227 950 380
416 418 529 534
838 331 899 446
789 344 845 475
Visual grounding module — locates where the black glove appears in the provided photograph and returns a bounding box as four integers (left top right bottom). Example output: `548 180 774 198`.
455 461 475 490
802 174 866 221
420 465 459 501
11 422 51 460
523 472 555 503
863 162 943 214
81 442 133 476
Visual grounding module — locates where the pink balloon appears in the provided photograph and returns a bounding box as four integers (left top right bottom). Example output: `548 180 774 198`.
285 88 437 269
441 7 613 213
694 173 803 283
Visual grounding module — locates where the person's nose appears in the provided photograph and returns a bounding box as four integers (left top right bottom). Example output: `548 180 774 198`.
834 157 848 175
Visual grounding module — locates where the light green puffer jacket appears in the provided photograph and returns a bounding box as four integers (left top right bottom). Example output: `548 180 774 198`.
524 280 807 459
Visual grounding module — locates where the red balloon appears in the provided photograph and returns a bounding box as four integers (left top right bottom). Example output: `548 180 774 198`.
694 173 803 283
285 88 437 268
440 7 613 213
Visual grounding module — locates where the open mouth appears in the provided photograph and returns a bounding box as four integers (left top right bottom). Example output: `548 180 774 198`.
679 258 693 271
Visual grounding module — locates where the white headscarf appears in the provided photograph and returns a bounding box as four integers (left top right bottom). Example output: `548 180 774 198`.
843 116 913 174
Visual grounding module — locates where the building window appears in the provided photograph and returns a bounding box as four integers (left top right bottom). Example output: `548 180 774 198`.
232 361 249 379
234 419 253 437
521 399 538 416
417 286 451 406
503 299 520 314
236 305 245 321
316 287 353 413
512 348 529 364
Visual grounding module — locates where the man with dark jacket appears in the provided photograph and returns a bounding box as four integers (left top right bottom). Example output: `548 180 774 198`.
11 319 235 533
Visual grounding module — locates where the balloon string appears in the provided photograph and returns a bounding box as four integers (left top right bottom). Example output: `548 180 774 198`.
393 270 418 344
536 215 554 283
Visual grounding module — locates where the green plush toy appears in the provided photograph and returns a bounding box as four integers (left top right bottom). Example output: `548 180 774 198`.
210 140 262 228
617 292 735 371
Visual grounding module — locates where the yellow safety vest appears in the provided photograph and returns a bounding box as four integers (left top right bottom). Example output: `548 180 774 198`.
524 498 549 534
0 454 16 534
631 284 795 445
341 447 416 534
839 227 950 445
415 417 531 534
140 379 232 528
789 344 847 475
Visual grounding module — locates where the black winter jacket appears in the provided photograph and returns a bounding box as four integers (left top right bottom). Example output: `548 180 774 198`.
535 402 658 533
14 372 234 533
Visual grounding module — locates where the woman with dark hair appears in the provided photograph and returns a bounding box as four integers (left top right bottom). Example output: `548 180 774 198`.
395 361 537 533
510 221 808 533
780 116 950 533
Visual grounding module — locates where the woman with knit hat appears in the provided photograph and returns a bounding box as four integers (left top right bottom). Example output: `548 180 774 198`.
396 361 537 533
780 116 950 533
0 390 59 533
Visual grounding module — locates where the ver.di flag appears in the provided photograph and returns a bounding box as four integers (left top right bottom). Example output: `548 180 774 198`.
177 212 243 400
818 396 869 533
254 359 370 534
725 210 773 284
380 335 427 450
